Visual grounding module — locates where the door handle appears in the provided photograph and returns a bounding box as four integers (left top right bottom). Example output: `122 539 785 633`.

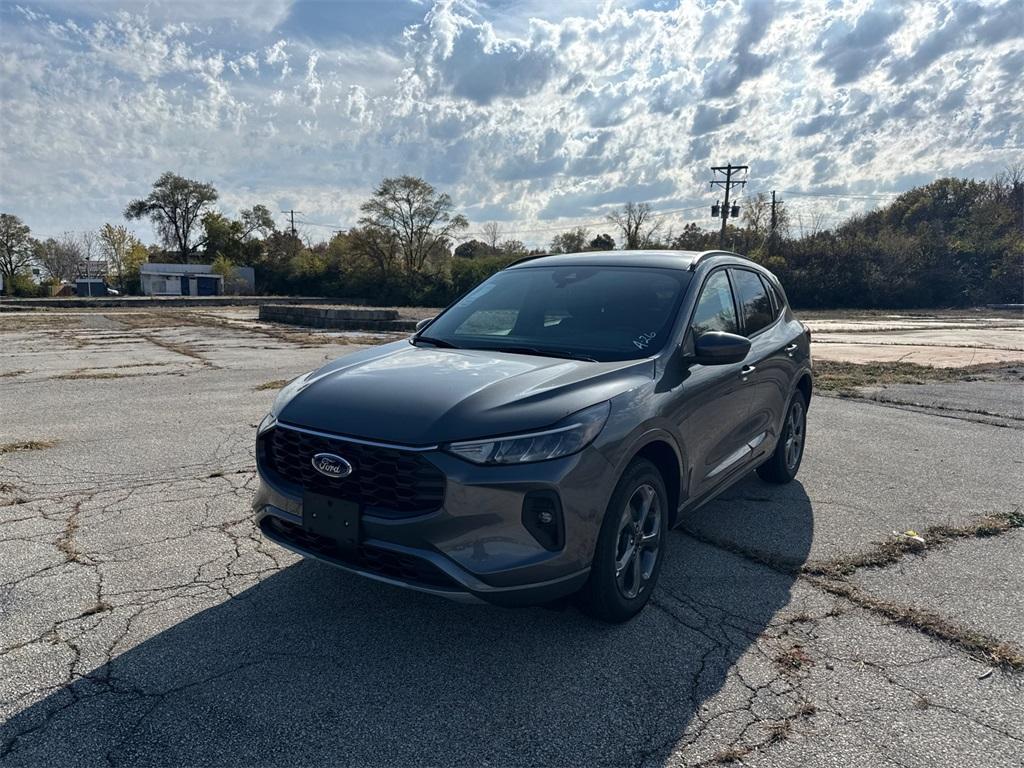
740 365 757 378
784 343 798 356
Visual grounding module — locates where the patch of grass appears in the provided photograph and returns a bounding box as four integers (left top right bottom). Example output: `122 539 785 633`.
78 600 111 618
57 503 82 563
0 440 58 455
812 579 1024 671
254 379 289 391
713 746 748 763
804 511 1024 578
54 371 130 380
0 369 27 378
812 360 1014 395
775 645 813 672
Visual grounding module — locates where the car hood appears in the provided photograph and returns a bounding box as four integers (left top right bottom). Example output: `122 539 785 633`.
277 341 652 445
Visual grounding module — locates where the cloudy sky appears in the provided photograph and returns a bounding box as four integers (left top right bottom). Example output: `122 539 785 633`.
0 0 1021 246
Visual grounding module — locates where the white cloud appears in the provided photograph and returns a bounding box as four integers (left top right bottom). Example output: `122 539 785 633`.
0 0 1022 244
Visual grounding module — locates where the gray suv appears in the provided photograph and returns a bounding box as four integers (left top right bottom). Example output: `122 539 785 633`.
254 250 812 621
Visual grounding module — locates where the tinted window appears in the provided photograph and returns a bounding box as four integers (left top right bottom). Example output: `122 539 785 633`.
731 269 774 336
423 266 690 362
691 270 738 336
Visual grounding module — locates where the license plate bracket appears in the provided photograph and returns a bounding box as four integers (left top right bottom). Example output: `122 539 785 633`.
303 491 360 554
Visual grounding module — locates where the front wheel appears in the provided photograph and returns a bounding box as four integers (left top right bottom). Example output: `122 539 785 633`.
578 458 668 623
757 390 807 484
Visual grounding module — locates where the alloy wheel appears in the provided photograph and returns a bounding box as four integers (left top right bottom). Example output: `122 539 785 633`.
613 483 662 599
784 399 805 471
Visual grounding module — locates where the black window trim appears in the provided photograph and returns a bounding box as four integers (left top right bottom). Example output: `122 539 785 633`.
684 265 741 341
728 266 783 339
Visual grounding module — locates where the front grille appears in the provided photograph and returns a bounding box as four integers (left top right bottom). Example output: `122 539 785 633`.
261 516 459 591
258 425 445 517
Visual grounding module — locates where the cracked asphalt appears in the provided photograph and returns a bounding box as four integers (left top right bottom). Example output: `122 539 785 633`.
1 308 1022 767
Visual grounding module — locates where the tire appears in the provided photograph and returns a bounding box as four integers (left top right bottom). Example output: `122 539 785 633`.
757 390 807 484
578 458 668 623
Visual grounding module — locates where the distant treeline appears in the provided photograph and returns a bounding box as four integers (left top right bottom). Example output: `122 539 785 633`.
2 171 1021 308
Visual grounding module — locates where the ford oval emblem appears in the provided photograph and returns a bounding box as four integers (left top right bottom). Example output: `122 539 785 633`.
311 452 352 479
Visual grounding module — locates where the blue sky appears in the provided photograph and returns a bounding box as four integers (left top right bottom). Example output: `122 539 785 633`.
0 0 1021 246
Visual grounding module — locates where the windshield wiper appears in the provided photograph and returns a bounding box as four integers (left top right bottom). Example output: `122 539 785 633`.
487 345 598 363
411 335 460 349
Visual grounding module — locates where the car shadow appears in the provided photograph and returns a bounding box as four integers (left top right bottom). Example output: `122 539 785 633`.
1 480 813 766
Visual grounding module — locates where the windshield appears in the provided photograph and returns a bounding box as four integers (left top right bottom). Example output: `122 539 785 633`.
419 265 691 362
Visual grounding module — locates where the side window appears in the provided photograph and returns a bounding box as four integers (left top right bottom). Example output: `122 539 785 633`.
730 269 774 336
691 271 738 336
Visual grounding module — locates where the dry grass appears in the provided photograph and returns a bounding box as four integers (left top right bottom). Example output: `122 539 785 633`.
0 439 58 455
57 503 82 563
813 578 1024 671
0 369 27 378
804 511 1024 578
78 600 112 618
713 746 748 763
54 371 131 380
253 379 289 391
775 645 814 672
813 360 1016 395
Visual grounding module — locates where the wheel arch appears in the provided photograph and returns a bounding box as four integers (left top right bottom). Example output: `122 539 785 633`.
796 371 813 409
610 430 686 528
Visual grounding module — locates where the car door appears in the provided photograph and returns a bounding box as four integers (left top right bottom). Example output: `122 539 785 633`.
728 268 794 462
669 268 754 500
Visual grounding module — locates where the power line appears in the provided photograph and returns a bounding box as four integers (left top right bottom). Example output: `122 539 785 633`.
779 190 898 200
462 204 709 239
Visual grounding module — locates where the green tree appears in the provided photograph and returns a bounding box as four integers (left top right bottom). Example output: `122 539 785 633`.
588 233 615 250
550 227 589 253
98 223 142 292
453 239 494 259
0 213 34 294
124 172 218 263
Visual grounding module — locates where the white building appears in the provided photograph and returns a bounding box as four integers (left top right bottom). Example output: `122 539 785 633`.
140 263 224 296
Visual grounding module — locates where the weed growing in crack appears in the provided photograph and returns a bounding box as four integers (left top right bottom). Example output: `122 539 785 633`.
253 379 289 391
0 440 58 455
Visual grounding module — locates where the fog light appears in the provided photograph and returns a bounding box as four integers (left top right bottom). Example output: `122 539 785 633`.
522 491 564 551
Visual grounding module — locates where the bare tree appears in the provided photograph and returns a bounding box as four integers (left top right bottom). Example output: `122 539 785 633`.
358 176 468 274
742 192 790 247
78 229 98 278
796 207 828 238
0 213 35 294
124 172 219 263
607 202 663 249
481 221 502 250
35 233 82 284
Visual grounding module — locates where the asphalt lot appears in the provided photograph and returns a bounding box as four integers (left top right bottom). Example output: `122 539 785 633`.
1 308 1022 767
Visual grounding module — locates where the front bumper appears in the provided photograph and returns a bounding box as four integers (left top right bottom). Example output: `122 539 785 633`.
253 428 616 606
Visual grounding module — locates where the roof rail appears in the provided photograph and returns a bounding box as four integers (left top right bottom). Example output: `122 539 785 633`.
688 249 751 271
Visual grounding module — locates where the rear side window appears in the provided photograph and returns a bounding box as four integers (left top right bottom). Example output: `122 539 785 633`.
691 270 738 335
730 269 774 336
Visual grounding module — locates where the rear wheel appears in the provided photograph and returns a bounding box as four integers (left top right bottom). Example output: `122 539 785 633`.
578 459 668 623
757 391 807 484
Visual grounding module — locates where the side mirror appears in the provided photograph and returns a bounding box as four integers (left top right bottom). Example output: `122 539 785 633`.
693 331 751 365
415 317 435 332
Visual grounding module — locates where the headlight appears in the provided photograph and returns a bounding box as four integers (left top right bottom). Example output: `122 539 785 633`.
269 372 312 418
445 401 610 465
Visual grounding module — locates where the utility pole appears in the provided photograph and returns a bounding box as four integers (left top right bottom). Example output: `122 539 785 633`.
770 190 778 256
281 210 301 237
709 163 748 248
